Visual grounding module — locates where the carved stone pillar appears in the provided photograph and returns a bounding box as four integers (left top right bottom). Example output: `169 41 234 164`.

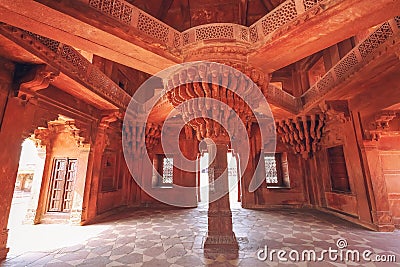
163 61 268 257
204 139 239 257
81 112 120 224
163 48 272 256
362 141 394 231
123 120 146 206
0 60 14 260
237 136 256 208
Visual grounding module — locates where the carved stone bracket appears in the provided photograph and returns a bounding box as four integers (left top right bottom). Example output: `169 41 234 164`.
276 113 324 159
184 124 194 140
94 111 123 152
276 101 352 157
99 111 122 129
123 120 146 158
364 111 399 141
145 122 161 150
319 100 351 145
165 62 268 141
18 64 59 97
32 128 53 148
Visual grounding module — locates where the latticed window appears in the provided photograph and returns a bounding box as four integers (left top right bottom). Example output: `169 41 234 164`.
264 152 290 188
228 166 237 178
162 157 173 184
264 154 278 184
153 154 174 187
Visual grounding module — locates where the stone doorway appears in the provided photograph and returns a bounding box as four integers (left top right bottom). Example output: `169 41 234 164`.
14 116 91 226
6 138 45 257
197 149 241 209
7 138 45 228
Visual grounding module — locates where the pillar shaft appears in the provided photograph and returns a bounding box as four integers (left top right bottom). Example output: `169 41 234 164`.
204 141 238 256
81 124 108 224
0 98 37 260
363 142 394 231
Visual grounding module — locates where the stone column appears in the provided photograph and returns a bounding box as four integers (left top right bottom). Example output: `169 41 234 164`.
362 141 394 231
81 112 119 224
238 142 256 208
81 123 108 224
0 61 58 259
70 145 91 225
204 139 238 257
0 98 37 260
162 61 269 258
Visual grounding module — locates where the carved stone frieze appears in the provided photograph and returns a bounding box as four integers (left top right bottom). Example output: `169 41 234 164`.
183 45 249 63
204 235 237 245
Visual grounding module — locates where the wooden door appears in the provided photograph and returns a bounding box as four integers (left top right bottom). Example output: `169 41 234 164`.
48 158 77 212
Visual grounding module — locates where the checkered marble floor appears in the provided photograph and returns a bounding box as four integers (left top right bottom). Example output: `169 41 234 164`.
1 206 400 266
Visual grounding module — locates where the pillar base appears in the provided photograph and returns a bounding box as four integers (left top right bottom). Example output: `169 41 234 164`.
375 224 395 232
0 247 9 261
70 209 83 225
23 208 37 225
371 211 395 232
204 233 239 259
0 229 9 260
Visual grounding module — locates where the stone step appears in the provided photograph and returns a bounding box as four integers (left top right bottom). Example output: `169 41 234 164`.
40 212 70 224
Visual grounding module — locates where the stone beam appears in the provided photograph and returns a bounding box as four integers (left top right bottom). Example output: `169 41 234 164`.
0 0 181 75
301 19 400 113
0 23 132 110
248 0 400 72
